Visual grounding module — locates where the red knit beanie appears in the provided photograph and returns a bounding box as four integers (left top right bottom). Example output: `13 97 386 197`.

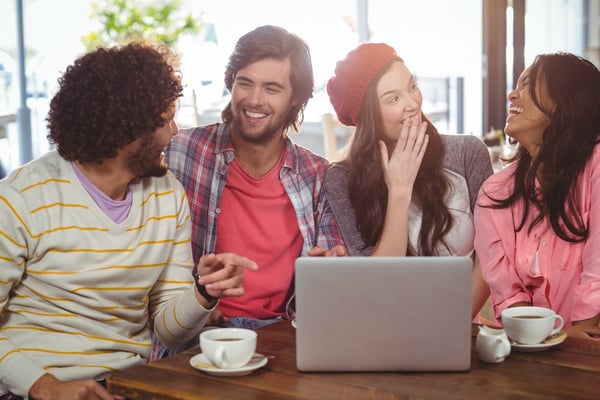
327 43 401 126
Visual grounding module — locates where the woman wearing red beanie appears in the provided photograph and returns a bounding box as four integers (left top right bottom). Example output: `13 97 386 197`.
324 43 492 320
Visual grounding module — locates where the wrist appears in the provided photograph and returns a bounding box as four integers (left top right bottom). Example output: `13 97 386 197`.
29 373 59 400
192 268 218 304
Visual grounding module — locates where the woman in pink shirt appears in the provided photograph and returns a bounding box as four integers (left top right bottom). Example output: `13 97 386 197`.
474 52 600 340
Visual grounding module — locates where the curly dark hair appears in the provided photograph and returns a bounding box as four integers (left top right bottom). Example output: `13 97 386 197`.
47 41 183 164
220 25 314 134
344 60 453 256
482 52 600 243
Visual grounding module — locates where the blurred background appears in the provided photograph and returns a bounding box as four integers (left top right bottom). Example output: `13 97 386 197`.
0 0 597 175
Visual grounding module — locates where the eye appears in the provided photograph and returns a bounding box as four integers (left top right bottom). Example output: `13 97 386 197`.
387 95 399 104
235 80 252 89
265 85 283 94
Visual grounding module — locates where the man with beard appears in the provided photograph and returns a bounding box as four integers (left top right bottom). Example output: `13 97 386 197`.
164 25 346 345
0 42 257 399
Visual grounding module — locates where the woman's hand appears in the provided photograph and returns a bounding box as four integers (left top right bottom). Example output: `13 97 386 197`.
379 118 428 197
567 315 600 340
371 119 428 256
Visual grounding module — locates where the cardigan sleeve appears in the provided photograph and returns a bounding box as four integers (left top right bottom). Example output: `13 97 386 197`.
441 134 494 212
324 163 372 256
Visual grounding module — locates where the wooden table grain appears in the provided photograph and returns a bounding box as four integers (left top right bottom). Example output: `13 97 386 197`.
107 321 600 400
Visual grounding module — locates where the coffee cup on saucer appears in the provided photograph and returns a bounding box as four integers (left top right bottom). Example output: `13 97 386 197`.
199 328 257 369
476 325 511 363
501 306 564 345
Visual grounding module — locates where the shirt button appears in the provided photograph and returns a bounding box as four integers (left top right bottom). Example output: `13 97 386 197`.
216 208 221 214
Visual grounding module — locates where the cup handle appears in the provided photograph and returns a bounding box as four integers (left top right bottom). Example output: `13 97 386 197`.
215 346 228 369
550 315 564 336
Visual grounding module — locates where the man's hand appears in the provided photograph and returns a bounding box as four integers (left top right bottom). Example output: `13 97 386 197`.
308 245 348 257
206 308 230 327
29 373 123 400
194 253 258 306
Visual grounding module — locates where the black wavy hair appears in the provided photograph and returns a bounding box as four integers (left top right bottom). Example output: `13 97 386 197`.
47 41 183 164
482 52 600 242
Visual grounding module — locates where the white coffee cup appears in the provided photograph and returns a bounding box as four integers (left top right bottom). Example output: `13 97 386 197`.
199 328 257 369
476 325 511 363
501 306 564 345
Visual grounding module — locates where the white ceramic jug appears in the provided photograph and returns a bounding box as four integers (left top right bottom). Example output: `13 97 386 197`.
476 325 511 363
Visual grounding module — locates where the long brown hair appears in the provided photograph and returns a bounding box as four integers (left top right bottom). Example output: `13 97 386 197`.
221 25 314 134
344 60 453 255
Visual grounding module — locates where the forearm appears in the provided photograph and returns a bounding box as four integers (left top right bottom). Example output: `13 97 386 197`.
471 255 491 320
151 286 212 347
372 190 411 256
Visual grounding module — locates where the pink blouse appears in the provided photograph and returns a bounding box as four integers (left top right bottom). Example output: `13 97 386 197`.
474 144 600 327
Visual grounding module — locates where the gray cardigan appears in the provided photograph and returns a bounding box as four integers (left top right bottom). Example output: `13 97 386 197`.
325 134 494 256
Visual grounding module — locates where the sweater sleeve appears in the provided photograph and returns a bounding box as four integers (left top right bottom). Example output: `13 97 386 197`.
441 134 494 212
0 175 49 396
148 183 212 347
473 170 532 322
573 145 600 322
324 163 372 256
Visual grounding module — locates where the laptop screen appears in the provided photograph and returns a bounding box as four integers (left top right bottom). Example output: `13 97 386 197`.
294 256 473 372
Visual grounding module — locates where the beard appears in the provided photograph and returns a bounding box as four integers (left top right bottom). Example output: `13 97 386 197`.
231 104 287 145
126 134 168 178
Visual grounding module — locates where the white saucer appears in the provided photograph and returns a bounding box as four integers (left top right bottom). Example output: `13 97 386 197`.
291 319 297 328
510 331 567 352
189 352 268 376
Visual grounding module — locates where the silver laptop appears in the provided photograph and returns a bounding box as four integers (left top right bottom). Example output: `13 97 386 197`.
294 256 472 372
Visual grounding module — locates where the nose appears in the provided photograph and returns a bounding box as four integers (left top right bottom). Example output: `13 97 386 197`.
247 87 265 105
404 93 419 112
508 87 518 101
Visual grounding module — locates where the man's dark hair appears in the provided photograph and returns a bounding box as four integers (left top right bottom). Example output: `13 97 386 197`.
221 25 314 133
47 42 183 164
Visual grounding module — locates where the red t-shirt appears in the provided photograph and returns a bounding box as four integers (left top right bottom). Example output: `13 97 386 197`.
215 151 302 318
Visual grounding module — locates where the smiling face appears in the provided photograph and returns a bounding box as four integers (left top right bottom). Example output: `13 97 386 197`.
505 65 553 156
229 57 295 145
376 61 423 141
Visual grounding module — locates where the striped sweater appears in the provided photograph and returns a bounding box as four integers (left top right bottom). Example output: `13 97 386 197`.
0 150 210 396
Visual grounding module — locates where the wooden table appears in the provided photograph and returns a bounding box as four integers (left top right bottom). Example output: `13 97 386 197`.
107 321 600 400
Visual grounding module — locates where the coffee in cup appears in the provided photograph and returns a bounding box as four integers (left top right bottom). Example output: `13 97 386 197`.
501 306 564 345
199 328 257 369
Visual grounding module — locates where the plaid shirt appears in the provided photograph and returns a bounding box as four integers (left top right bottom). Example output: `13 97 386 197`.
165 123 343 264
